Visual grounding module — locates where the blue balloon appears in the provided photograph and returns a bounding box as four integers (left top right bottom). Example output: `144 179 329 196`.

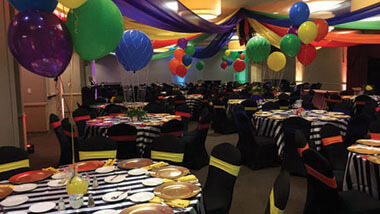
116 30 153 72
7 0 58 12
289 1 310 26
227 59 233 66
182 54 192 66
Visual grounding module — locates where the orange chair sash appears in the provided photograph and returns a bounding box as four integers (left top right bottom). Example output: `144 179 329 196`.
73 115 91 122
370 133 380 140
297 144 309 157
321 136 343 146
304 164 337 189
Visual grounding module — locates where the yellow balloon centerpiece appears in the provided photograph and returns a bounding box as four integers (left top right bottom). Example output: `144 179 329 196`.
58 0 87 9
66 174 88 195
298 21 318 44
267 51 287 72
225 49 231 57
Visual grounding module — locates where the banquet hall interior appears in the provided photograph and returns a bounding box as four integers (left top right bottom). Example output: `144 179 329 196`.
3 0 380 213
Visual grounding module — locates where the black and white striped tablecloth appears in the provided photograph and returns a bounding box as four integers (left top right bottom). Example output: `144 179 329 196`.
252 116 348 157
1 164 203 214
186 98 203 118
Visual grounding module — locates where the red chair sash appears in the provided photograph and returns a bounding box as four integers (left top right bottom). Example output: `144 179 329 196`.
322 136 343 146
109 135 137 141
198 123 210 130
160 131 183 137
175 111 191 118
202 99 209 103
304 164 337 189
51 121 61 129
73 115 91 122
297 144 309 157
174 100 186 104
355 101 366 105
109 113 123 116
370 132 380 140
63 130 77 138
158 96 164 99
326 99 342 103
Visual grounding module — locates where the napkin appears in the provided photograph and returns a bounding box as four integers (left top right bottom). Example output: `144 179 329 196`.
0 184 14 189
104 159 113 166
42 167 60 174
165 199 191 208
142 161 168 170
109 159 117 166
176 175 198 183
149 197 163 204
163 178 175 183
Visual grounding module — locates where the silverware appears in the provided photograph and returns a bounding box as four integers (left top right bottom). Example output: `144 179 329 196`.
109 175 118 181
111 189 130 200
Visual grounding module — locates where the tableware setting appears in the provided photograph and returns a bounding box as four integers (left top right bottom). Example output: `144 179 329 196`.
0 195 29 207
104 174 127 183
47 179 67 188
8 170 53 184
12 183 37 193
0 186 13 199
347 145 380 154
128 168 148 176
103 191 129 202
357 139 380 146
128 192 155 203
29 201 56 213
154 182 201 200
142 178 164 186
120 203 174 214
118 158 153 169
150 166 190 179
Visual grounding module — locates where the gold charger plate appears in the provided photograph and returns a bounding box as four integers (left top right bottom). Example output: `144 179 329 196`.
268 116 287 120
118 158 153 169
154 182 201 200
144 122 162 126
328 112 344 115
333 115 350 119
151 166 189 179
318 117 338 121
0 187 12 199
357 139 380 146
347 145 380 154
311 110 327 114
121 203 173 214
270 110 285 113
368 156 380 165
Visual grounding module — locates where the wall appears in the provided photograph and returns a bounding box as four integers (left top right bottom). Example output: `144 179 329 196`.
250 57 295 83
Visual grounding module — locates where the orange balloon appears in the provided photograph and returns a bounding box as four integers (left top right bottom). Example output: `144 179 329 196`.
174 48 185 61
176 64 187 78
240 53 246 60
313 19 329 42
169 58 181 75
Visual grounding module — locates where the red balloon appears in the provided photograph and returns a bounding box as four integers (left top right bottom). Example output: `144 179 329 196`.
221 61 228 69
174 48 185 61
234 59 246 72
313 19 329 42
297 44 317 66
176 64 187 77
240 53 246 60
169 58 181 75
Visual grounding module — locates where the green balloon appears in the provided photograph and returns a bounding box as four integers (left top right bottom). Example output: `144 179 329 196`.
222 55 228 61
196 61 205 71
246 36 271 63
185 44 196 56
66 0 124 60
280 34 301 58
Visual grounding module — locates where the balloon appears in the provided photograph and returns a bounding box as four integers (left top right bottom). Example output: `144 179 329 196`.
186 64 191 69
366 85 374 91
196 61 205 71
169 58 181 75
185 44 195 56
222 55 228 62
116 30 153 72
227 59 233 66
221 61 228 69
289 1 310 26
234 59 246 73
287 25 298 35
313 19 329 42
8 0 58 12
8 10 72 78
225 49 231 57
174 48 185 60
176 65 187 78
297 44 317 66
66 0 123 61
177 38 188 49
240 53 245 60
298 21 318 44
182 54 192 66
267 52 286 72
280 34 301 57
58 0 87 9
246 36 271 63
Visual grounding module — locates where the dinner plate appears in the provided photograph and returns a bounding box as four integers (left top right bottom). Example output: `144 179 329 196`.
29 202 56 213
311 110 327 114
128 192 155 203
51 172 68 180
142 178 164 186
328 112 345 115
268 116 287 120
357 139 380 146
154 182 201 200
368 156 380 165
13 183 38 193
104 175 126 183
95 166 116 174
318 117 338 121
0 195 29 207
151 166 190 179
9 170 53 184
74 161 104 172
0 187 12 199
120 203 173 214
102 191 128 202
7 211 27 214
333 115 351 119
270 110 285 113
93 210 119 214
128 168 148 176
347 145 380 154
118 159 153 169
47 179 67 188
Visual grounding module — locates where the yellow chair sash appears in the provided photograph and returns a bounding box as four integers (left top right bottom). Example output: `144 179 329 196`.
214 105 226 109
209 156 240 177
245 107 258 111
151 151 184 163
79 150 116 161
0 159 29 173
280 106 289 110
270 189 285 214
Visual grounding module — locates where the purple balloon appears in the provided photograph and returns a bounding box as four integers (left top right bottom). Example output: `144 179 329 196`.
287 25 298 35
8 10 73 78
177 38 188 49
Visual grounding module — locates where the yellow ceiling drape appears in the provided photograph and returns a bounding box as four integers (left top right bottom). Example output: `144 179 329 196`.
247 19 281 49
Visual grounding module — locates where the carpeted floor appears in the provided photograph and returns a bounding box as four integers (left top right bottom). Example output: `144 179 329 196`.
27 123 306 214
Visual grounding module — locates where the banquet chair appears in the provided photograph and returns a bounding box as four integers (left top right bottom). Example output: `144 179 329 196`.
332 102 352 115
263 92 275 99
61 118 79 161
0 146 30 180
72 107 91 139
354 95 375 115
50 114 72 165
173 95 186 106
107 124 138 159
107 104 127 116
276 99 290 110
302 99 316 110
175 104 191 132
301 148 380 214
78 136 117 161
160 119 184 137
289 91 301 105
265 168 290 214
345 114 372 147
203 143 241 214
278 93 290 101
369 120 380 140
326 94 342 111
151 135 185 165
262 102 280 111
234 111 278 169
282 117 311 176
143 102 164 113
340 90 354 96
241 99 258 118
211 99 237 134
319 124 347 190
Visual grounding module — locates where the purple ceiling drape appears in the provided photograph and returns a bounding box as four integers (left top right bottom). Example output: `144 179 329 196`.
193 30 235 59
112 0 243 33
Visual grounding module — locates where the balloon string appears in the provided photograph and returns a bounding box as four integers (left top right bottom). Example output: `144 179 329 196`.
69 59 75 170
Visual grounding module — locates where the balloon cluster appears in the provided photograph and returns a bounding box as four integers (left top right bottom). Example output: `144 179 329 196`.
220 49 246 73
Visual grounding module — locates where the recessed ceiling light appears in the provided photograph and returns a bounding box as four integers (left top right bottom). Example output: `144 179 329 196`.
165 1 178 12
273 12 279 14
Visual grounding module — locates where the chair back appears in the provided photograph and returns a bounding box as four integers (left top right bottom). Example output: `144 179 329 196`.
278 93 290 101
50 114 72 165
354 95 376 115
72 107 91 138
173 95 186 105
175 104 191 131
107 104 127 116
241 100 258 118
345 114 371 146
326 94 342 111
160 119 184 137
107 124 138 159
0 146 29 180
265 168 290 214
151 135 185 164
319 124 347 171
262 102 280 111
143 102 164 113
332 102 352 115
79 136 117 161
276 99 290 110
203 143 241 214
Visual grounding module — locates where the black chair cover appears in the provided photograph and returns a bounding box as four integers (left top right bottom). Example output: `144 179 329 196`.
175 104 191 131
160 119 184 137
0 146 29 180
143 102 165 113
107 124 138 159
265 168 290 214
50 114 72 165
61 118 79 161
72 107 91 138
262 102 280 111
78 136 117 161
151 135 185 165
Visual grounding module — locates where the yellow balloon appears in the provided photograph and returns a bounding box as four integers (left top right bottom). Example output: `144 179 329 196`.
186 64 191 69
58 0 87 9
298 21 318 44
225 49 231 57
267 51 286 72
